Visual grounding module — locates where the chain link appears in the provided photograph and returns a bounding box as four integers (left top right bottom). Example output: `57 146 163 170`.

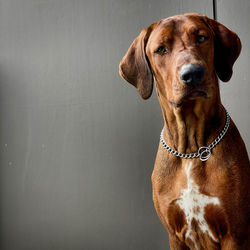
160 111 230 161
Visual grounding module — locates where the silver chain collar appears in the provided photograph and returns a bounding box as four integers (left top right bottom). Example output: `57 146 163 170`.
160 110 230 161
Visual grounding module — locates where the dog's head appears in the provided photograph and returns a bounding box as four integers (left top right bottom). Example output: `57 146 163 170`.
119 13 241 107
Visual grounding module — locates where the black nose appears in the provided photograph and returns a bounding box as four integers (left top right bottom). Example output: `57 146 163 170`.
179 64 205 87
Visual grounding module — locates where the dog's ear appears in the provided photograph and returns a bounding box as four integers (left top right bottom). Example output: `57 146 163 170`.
205 17 241 82
119 25 154 99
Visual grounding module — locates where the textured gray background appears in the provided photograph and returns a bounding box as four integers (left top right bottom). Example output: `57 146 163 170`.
0 0 248 249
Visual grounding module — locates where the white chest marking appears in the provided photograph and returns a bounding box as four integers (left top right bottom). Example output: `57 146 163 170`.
176 162 220 249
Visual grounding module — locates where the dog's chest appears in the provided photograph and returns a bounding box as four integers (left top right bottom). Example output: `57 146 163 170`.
175 162 220 248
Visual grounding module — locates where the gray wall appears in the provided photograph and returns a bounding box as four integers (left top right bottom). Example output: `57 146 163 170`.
217 0 250 154
0 1 248 250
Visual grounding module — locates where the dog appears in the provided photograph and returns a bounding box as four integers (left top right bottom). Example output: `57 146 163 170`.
119 13 250 249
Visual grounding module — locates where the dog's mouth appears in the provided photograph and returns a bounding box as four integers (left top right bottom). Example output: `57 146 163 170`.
184 90 208 100
170 90 208 108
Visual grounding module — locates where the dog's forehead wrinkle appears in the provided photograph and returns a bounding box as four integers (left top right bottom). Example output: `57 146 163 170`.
187 25 199 34
153 18 207 45
154 21 175 40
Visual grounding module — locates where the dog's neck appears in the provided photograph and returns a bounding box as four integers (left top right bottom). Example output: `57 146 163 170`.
160 96 225 154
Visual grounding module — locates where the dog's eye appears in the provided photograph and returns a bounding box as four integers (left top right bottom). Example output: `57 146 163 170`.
197 35 208 44
155 46 168 55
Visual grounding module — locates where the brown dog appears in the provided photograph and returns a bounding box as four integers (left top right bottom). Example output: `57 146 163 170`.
119 13 250 250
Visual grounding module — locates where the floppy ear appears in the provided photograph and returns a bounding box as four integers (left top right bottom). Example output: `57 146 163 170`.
119 26 154 99
205 17 241 82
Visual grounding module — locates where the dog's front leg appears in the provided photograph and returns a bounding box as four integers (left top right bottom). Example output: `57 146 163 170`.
169 234 189 250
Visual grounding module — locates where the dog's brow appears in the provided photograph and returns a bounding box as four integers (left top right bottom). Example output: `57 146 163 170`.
154 26 174 43
158 35 173 44
187 26 199 34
